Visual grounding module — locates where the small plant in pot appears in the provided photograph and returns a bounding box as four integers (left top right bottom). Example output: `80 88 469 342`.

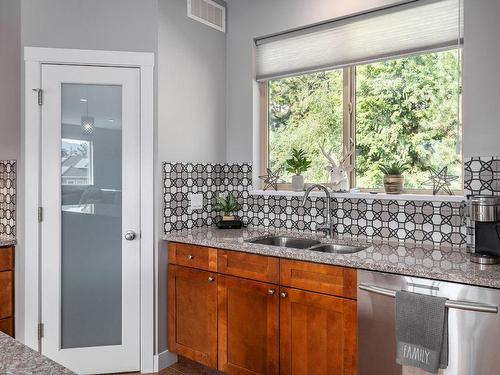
379 161 409 194
214 193 243 229
286 148 312 191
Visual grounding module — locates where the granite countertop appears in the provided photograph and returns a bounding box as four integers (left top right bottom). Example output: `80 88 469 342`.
0 332 74 374
0 235 16 247
164 226 500 290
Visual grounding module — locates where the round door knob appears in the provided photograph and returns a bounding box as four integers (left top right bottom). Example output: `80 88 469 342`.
208 277 215 283
124 230 136 241
187 254 194 260
268 289 276 295
280 291 288 299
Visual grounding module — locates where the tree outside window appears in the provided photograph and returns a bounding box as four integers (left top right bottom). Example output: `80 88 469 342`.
267 49 462 192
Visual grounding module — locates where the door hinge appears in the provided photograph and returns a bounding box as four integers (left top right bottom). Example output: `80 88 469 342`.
38 207 43 223
38 323 44 340
32 88 43 105
348 102 353 114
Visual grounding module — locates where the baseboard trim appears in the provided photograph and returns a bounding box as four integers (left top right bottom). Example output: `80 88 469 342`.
157 350 177 371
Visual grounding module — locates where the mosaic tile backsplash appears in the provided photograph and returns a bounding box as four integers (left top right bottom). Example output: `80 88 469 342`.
464 156 500 248
464 156 500 196
164 162 468 246
0 161 16 237
163 162 252 232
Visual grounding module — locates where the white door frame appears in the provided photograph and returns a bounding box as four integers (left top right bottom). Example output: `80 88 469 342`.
23 47 156 373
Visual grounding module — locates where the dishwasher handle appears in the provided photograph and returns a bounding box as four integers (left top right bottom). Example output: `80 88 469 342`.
359 283 498 314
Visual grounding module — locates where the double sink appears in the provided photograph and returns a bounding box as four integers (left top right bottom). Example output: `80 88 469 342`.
245 235 368 254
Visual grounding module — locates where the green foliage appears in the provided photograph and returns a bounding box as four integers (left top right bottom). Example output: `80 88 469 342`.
285 148 312 175
269 70 343 182
214 193 240 216
355 50 461 189
268 50 462 190
378 160 409 176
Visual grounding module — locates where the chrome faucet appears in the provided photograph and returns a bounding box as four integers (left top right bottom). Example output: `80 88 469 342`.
301 184 336 239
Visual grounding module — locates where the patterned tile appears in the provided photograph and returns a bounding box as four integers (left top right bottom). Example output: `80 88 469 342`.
463 156 500 249
0 161 16 237
163 162 467 246
464 156 500 196
163 162 252 232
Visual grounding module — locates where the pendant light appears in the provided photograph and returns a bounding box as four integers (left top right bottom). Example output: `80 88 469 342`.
81 87 95 135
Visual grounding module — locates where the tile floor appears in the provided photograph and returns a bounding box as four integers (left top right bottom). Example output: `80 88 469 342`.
118 356 218 375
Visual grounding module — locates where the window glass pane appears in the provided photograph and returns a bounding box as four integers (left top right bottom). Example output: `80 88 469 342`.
355 49 462 191
268 70 343 183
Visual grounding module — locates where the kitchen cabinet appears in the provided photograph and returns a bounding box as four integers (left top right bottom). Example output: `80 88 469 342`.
168 242 357 375
218 274 279 375
280 287 357 375
168 264 218 368
0 246 14 337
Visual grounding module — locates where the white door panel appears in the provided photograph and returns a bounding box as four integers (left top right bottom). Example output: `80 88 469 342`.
40 64 140 374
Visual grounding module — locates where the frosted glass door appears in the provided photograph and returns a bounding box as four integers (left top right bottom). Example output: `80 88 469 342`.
60 84 123 349
41 65 140 374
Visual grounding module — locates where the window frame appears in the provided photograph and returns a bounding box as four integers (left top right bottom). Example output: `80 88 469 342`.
260 54 463 195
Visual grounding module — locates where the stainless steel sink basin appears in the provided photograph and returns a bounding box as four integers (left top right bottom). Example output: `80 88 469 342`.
245 235 321 249
308 243 367 254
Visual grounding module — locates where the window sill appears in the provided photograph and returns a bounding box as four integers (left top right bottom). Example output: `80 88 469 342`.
249 189 466 203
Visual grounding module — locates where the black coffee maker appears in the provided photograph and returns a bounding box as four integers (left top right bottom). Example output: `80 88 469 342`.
469 195 500 265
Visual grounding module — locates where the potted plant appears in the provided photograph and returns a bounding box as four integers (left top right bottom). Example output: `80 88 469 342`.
286 148 312 191
214 193 241 221
379 161 409 194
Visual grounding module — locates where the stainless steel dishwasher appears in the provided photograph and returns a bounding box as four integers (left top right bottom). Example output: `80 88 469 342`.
358 270 500 375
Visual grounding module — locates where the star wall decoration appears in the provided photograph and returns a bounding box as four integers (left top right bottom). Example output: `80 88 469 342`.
423 166 459 195
258 168 283 191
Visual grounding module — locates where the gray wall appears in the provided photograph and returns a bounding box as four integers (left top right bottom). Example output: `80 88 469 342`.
157 0 227 353
225 0 500 162
21 0 158 53
463 0 500 157
157 0 227 164
0 0 21 160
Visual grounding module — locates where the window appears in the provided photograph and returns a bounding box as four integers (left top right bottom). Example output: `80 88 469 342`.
61 139 94 186
256 0 463 193
263 49 462 192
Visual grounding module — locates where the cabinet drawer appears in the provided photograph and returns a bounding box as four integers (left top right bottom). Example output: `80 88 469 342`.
0 246 13 271
280 259 356 299
0 317 13 337
0 271 13 319
218 250 279 283
168 242 217 272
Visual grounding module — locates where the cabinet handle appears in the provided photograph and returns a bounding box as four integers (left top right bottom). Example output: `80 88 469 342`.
187 254 194 260
268 289 276 295
280 291 288 299
208 276 215 283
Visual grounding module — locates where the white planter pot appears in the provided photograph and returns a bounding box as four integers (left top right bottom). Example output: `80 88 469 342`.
291 175 305 192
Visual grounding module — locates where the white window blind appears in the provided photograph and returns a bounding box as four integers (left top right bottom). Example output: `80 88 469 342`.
255 0 463 81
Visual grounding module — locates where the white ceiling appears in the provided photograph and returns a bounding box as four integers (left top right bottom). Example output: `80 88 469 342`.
62 84 122 130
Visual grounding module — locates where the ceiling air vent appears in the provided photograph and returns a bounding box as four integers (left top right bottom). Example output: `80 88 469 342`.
187 0 226 33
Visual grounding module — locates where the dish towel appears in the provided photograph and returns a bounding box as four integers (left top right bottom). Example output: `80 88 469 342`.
395 290 448 374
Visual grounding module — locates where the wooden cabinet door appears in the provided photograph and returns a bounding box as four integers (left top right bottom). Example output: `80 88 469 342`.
0 271 13 319
280 288 357 375
0 317 13 337
218 275 279 375
168 265 218 368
